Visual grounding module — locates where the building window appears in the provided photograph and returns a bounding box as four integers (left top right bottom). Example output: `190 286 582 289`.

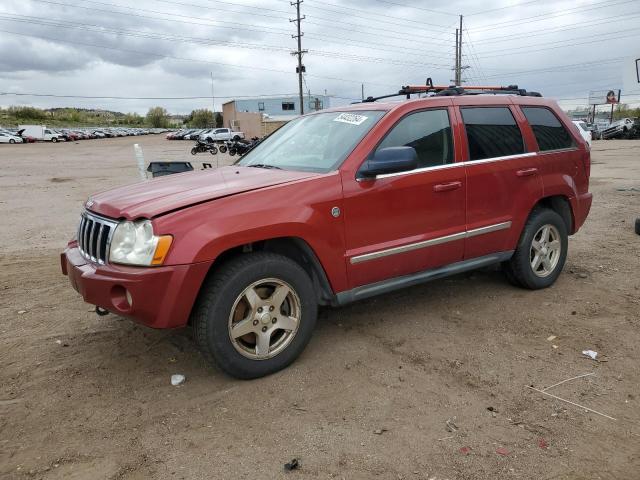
282 102 295 111
258 102 265 111
309 100 323 110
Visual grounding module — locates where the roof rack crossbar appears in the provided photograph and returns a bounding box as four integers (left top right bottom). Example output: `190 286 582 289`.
359 78 541 103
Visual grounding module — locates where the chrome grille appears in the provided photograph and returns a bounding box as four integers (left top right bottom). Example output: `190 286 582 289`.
77 211 117 264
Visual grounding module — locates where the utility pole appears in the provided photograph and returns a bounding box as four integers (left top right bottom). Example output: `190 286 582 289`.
290 0 307 115
453 15 468 86
211 72 216 127
454 28 459 85
361 83 364 101
457 15 463 85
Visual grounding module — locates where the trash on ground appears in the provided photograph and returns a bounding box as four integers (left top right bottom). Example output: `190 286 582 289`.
459 446 472 455
284 458 299 471
171 374 186 386
18 310 27 314
373 428 388 435
445 418 458 432
547 335 557 342
55 339 62 345
582 350 598 360
538 438 548 449
496 447 510 456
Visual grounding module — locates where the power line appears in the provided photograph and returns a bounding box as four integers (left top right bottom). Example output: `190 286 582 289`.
466 0 545 16
469 0 636 32
0 14 454 66
0 91 308 100
0 28 399 87
472 11 640 44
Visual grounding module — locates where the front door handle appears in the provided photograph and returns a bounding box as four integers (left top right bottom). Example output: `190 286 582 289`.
433 181 462 192
516 167 538 177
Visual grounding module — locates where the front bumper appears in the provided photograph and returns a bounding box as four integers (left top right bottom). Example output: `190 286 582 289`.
61 245 212 329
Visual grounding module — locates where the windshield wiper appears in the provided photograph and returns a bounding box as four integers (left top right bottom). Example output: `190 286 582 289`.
247 164 282 170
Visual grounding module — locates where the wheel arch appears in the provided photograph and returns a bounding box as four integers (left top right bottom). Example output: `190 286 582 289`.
531 195 574 234
192 236 335 318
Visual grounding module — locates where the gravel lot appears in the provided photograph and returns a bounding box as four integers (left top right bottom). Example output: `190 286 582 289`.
1 136 639 479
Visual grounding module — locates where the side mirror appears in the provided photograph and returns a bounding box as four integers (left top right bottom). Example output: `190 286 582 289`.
359 146 418 179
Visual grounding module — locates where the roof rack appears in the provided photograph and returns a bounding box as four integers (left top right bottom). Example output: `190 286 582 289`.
360 78 542 103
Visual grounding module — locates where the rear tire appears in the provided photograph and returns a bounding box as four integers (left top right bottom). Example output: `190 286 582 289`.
192 252 317 379
209 146 218 155
233 135 241 141
502 208 568 289
219 145 227 153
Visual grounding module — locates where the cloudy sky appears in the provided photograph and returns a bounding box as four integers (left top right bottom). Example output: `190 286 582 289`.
0 0 639 114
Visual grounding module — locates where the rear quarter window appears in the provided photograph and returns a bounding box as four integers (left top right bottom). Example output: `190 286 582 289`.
521 107 575 151
460 107 525 161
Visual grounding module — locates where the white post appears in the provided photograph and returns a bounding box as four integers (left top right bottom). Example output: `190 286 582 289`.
133 143 146 180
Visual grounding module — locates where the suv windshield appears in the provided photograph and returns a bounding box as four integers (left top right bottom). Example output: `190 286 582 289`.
237 110 386 173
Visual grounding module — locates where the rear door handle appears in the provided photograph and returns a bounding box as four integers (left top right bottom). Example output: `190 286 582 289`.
433 181 462 192
516 167 538 177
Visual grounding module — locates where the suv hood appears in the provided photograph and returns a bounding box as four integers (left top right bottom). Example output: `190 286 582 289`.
88 166 320 219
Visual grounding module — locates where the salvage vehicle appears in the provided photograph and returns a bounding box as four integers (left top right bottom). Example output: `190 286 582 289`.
572 121 592 147
0 131 23 143
601 118 635 139
61 82 592 379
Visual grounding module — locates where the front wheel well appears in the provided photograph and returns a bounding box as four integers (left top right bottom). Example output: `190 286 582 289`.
198 237 335 308
532 196 574 234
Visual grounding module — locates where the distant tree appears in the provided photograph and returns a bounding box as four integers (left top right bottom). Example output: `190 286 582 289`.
215 112 223 128
146 107 170 128
8 106 47 121
188 109 215 128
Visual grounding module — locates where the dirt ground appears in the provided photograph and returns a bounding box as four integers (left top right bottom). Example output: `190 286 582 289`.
1 136 639 480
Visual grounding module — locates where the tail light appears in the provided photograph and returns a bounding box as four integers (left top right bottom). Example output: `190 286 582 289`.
581 148 591 180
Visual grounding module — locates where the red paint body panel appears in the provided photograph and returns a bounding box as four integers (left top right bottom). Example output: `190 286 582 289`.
62 243 212 328
62 94 592 329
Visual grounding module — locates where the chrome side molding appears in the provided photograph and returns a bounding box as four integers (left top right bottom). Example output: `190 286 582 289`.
350 221 512 264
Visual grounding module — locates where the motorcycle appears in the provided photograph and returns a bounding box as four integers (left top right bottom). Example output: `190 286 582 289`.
226 137 260 157
190 139 218 155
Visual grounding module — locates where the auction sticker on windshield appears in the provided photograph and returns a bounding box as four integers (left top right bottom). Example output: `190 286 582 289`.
333 113 368 125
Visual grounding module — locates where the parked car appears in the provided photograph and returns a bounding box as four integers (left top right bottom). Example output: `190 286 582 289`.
200 128 244 143
572 121 592 147
0 131 23 143
601 118 636 139
61 86 592 379
18 125 62 142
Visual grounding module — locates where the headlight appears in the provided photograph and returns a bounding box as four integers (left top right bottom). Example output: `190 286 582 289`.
109 219 173 266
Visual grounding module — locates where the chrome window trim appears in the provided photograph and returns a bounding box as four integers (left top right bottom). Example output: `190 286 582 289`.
349 221 512 264
358 152 538 181
464 152 536 165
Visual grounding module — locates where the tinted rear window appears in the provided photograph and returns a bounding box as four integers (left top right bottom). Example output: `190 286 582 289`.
461 107 525 161
522 107 574 151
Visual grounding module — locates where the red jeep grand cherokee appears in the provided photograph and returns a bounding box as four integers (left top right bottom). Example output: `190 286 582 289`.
61 85 592 378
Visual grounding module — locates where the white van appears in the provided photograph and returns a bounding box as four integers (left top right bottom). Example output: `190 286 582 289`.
18 125 62 142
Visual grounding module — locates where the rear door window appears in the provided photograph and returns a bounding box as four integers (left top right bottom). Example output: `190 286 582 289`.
375 109 453 168
461 107 525 161
521 107 575 151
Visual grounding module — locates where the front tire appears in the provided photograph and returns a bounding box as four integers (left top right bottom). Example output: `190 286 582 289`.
9 139 15 144
190 147 197 155
503 208 568 289
51 137 58 143
192 252 318 379
209 146 218 155
219 145 227 153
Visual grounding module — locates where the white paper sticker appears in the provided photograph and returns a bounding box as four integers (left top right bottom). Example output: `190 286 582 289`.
333 113 368 125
